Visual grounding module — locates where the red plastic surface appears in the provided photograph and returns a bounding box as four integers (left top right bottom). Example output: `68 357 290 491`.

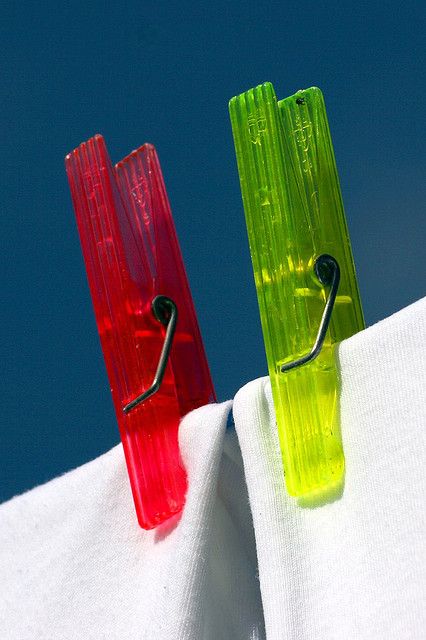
65 136 215 529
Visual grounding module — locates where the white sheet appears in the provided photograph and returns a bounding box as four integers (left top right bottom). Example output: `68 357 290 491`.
1 297 425 639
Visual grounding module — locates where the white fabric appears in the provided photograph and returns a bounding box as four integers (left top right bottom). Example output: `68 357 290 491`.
1 297 426 639
233 296 426 640
0 402 265 640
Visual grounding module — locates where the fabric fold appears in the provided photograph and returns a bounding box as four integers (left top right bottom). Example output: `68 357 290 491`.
0 400 265 640
232 296 426 640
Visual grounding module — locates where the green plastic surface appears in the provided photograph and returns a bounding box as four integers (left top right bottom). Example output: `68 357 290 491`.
229 83 364 498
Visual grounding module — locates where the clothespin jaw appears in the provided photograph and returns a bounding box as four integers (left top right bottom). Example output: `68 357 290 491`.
65 136 215 529
229 83 364 499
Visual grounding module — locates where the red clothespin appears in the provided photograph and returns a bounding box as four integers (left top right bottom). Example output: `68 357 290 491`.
65 135 215 529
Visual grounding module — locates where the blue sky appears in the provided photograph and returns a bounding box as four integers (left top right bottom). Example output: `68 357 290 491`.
1 1 425 500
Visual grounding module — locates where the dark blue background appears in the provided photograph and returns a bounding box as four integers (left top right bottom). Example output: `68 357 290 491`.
1 2 425 501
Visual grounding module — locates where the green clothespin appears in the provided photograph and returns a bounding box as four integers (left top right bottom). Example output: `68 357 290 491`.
229 83 364 499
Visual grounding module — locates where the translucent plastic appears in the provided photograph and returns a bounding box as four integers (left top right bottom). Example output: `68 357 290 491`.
229 84 364 499
65 136 215 528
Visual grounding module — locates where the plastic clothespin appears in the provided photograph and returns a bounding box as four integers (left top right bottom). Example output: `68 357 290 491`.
65 135 215 529
229 84 364 500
